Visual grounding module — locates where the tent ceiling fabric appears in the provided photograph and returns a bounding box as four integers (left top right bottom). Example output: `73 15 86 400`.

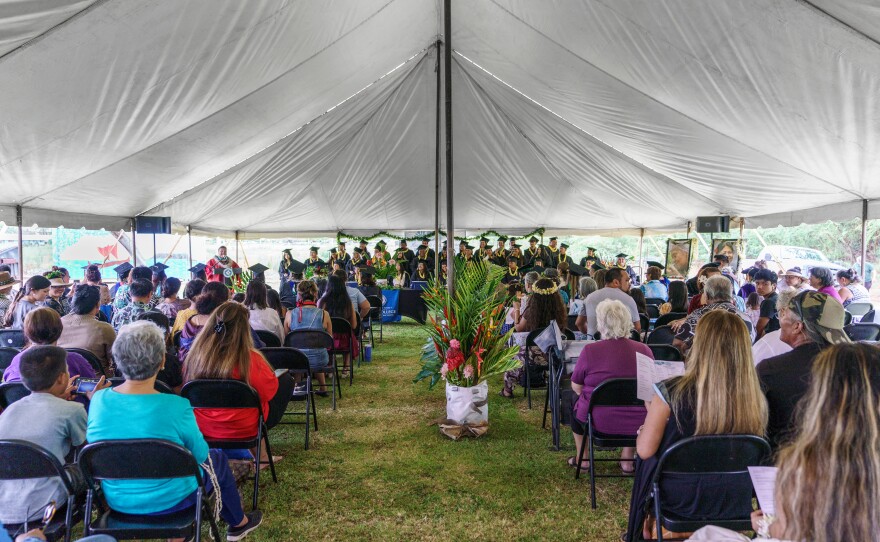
2 0 880 235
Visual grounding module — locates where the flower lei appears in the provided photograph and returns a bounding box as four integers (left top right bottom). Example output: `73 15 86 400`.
532 283 559 295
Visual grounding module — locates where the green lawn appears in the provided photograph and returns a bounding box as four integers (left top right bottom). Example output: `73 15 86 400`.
248 320 632 541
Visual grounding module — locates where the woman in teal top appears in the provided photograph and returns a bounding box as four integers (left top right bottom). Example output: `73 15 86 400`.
87 321 262 539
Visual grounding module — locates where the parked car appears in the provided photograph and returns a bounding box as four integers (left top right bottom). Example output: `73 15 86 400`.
742 245 847 276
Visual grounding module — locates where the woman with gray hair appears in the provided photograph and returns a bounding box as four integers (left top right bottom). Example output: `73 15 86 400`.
808 267 842 303
86 321 263 540
568 299 653 472
569 276 598 316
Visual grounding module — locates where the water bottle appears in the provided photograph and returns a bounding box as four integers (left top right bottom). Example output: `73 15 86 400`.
365 344 372 363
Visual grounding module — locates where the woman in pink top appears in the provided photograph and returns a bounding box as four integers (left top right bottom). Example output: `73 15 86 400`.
808 267 842 303
569 299 652 473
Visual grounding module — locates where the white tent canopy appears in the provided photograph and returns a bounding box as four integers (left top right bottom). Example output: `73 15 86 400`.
2 0 880 236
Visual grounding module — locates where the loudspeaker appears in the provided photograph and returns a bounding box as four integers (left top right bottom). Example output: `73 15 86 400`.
695 216 730 233
135 216 171 234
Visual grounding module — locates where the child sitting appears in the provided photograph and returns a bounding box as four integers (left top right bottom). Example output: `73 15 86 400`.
745 291 763 328
0 346 104 526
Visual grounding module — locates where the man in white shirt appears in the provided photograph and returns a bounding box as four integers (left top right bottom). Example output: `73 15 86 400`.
577 268 641 337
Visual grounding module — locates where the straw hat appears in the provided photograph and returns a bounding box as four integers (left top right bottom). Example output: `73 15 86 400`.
48 276 71 288
0 271 20 293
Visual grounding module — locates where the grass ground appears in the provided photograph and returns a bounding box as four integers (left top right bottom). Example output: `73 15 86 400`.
248 319 632 541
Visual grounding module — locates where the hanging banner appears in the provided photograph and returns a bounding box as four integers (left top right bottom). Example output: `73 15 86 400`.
381 289 401 323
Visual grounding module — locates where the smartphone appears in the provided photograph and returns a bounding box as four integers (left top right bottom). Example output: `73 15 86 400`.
75 378 101 394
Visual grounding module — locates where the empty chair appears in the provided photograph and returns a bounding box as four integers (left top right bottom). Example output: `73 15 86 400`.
78 439 221 542
645 305 661 320
0 440 82 542
639 314 650 336
259 347 318 449
255 329 282 348
846 301 873 318
648 344 683 362
0 347 18 372
0 329 25 349
844 323 880 342
0 382 30 409
366 295 383 344
646 325 676 345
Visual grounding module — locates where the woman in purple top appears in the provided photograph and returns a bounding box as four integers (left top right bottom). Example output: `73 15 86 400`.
3 308 96 404
569 299 652 472
808 267 842 303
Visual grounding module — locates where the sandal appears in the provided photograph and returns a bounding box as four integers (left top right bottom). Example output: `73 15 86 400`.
258 455 283 470
619 461 635 475
567 456 590 469
499 387 514 398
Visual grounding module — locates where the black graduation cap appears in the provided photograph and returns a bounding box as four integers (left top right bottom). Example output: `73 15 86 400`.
420 236 430 242
309 246 320 252
330 248 337 254
80 264 92 270
417 244 428 251
560 243 569 249
113 262 133 275
359 266 376 276
353 247 364 254
507 255 519 262
282 248 292 255
498 235 508 242
465 244 475 250
615 253 629 259
359 239 368 245
459 240 467 246
289 259 306 273
591 262 606 272
377 240 388 248
646 261 665 270
526 265 546 274
479 237 489 243
529 236 539 243
567 263 588 276
399 240 408 246
337 241 346 246
511 243 521 248
188 263 206 274
249 263 269 274
702 262 721 269
150 262 169 273
549 236 558 241
587 247 597 252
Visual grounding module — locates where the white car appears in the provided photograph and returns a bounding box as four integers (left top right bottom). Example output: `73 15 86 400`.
742 245 847 276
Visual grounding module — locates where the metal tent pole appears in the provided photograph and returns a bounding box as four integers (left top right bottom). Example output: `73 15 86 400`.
637 228 645 275
187 225 193 269
131 219 138 266
861 199 868 279
434 39 442 279
15 206 23 281
444 0 455 297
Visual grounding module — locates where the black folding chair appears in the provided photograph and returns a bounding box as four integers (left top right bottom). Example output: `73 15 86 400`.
845 322 880 342
366 295 383 344
259 347 317 449
285 330 339 410
645 298 666 307
0 329 25 349
646 325 676 345
649 435 771 542
844 310 853 326
0 346 19 372
108 377 175 394
638 314 650 339
181 380 276 510
0 382 30 409
64 348 108 378
645 305 661 320
654 312 687 329
574 379 645 509
0 440 81 542
255 330 281 348
524 328 551 410
648 344 683 362
330 317 357 385
863 308 876 323
847 302 873 319
567 314 579 332
78 439 221 542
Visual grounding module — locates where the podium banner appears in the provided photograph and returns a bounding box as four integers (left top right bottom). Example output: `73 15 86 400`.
381 289 401 323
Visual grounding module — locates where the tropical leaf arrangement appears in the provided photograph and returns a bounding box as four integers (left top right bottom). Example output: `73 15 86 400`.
231 270 253 294
414 259 521 389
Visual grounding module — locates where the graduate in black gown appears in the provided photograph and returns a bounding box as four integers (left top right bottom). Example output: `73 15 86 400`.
522 236 546 269
501 256 522 284
544 236 561 268
492 236 509 266
305 246 326 272
556 243 574 265
580 247 599 269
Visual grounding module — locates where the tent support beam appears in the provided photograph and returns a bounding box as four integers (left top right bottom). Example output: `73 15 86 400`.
187 225 193 270
444 0 455 297
861 199 868 279
434 39 442 279
131 219 138 266
637 228 645 274
15 206 23 281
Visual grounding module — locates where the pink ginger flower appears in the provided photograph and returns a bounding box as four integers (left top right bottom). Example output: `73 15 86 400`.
440 363 449 379
463 365 474 379
449 339 461 349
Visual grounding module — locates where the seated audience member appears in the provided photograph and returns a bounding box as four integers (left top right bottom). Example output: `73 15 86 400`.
754 269 780 338
744 292 762 328
835 268 869 307
658 280 688 316
672 276 753 352
685 262 719 297
0 270 16 319
629 287 647 316
737 267 757 299
501 283 524 335
284 280 332 393
357 268 382 299
686 266 722 314
171 278 206 336
87 321 262 539
244 280 284 342
82 264 112 305
751 290 795 366
576 268 641 338
694 343 880 541
266 288 285 322
185 302 291 441
111 279 154 331
778 267 810 294
0 346 98 526
4 275 51 329
231 293 245 304
112 265 160 310
179 281 230 363
757 290 849 449
42 274 71 317
332 270 370 321
592 268 607 290
58 285 116 374
501 278 567 398
543 269 569 305
569 300 652 472
133 311 183 392
625 311 767 542
318 275 360 377
808 267 842 303
155 277 190 323
640 266 668 301
569 276 597 317
4 308 95 385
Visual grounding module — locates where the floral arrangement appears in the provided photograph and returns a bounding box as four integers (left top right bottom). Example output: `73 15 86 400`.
336 227 546 245
231 270 252 294
414 259 520 389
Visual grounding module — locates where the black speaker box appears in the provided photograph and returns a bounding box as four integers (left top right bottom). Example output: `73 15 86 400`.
135 216 171 234
695 216 730 233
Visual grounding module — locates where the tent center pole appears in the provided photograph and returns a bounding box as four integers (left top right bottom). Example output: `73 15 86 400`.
861 199 868 279
444 0 455 297
131 218 137 266
434 39 442 278
187 225 193 269
637 228 644 275
15 206 23 281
